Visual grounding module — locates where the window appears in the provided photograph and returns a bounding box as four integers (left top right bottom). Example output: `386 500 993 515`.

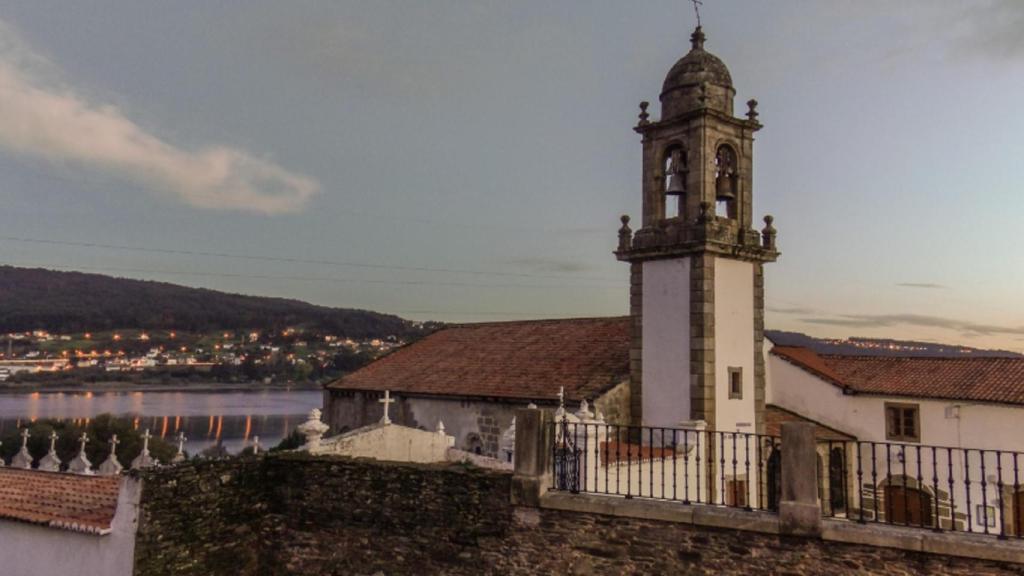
728 367 743 399
976 505 996 527
885 403 920 442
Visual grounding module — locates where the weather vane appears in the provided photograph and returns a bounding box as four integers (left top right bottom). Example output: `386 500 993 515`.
691 0 703 27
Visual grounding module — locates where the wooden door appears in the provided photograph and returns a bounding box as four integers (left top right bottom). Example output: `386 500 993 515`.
1015 490 1024 536
885 485 932 527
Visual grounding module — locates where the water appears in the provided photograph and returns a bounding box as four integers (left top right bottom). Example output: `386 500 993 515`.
0 388 322 455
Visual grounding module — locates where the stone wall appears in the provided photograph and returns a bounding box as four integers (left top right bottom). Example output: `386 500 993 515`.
133 458 269 576
133 453 1024 576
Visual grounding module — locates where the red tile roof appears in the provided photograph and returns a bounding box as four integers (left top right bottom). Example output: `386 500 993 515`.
0 468 122 535
764 404 854 441
772 346 1024 406
328 317 631 402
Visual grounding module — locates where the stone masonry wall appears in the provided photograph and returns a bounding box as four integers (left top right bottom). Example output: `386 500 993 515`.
134 454 1024 576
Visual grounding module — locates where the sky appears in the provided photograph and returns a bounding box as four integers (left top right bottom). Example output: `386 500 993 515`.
0 1 1021 351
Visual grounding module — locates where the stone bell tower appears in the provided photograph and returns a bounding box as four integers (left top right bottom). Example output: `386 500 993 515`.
616 27 778 434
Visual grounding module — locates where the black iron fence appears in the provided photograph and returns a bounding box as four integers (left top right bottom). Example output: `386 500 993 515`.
550 419 781 511
821 439 1024 539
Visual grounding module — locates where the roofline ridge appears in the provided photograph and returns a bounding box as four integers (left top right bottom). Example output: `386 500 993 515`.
449 315 629 328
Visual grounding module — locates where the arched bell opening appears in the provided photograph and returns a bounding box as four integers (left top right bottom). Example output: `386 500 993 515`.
662 145 687 220
714 144 738 219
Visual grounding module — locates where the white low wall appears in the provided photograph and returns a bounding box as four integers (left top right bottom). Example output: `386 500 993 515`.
0 476 141 576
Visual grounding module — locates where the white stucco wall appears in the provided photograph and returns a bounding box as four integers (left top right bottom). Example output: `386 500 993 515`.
641 258 691 428
0 476 140 576
768 349 1024 533
767 352 1024 452
713 258 755 433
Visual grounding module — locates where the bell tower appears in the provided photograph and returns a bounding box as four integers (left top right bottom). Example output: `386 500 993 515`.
616 27 778 434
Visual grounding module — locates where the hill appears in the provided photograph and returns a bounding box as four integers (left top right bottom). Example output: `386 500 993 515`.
765 330 1022 358
0 266 422 338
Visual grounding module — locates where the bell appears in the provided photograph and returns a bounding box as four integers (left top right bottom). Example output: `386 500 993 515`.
666 172 685 196
716 175 736 201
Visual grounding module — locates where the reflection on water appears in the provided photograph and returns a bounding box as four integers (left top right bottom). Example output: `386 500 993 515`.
0 389 321 455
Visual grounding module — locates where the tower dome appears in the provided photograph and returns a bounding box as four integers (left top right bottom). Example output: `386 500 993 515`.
660 27 736 118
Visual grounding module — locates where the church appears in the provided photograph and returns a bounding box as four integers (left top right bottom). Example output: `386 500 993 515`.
322 25 1024 498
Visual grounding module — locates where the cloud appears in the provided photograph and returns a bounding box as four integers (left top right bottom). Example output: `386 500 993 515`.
767 306 820 316
800 313 1024 337
0 20 318 214
953 0 1024 60
896 283 947 290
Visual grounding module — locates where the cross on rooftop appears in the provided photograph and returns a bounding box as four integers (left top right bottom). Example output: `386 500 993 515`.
78 433 88 451
48 430 58 451
379 390 395 424
109 434 120 451
20 428 29 446
691 0 703 27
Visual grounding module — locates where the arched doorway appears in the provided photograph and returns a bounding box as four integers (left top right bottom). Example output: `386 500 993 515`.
885 484 933 527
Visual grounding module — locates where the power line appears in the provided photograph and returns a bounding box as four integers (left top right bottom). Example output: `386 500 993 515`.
0 234 623 283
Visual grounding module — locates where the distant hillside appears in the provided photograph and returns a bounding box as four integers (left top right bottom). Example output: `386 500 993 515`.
0 266 421 338
765 330 1023 358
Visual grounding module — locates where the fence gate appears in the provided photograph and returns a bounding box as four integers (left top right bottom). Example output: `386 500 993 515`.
554 418 581 493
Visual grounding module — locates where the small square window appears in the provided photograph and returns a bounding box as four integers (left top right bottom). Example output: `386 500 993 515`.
976 505 996 527
728 367 743 399
885 403 920 442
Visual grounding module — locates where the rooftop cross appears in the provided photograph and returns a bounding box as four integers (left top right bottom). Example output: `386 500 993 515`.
378 390 395 424
691 0 703 27
19 427 29 448
78 432 89 453
48 430 58 452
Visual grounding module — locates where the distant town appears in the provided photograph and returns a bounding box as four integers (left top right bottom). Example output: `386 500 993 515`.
0 327 419 386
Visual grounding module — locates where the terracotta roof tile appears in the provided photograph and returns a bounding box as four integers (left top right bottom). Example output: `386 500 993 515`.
772 347 1024 406
328 317 631 402
0 468 121 535
764 404 854 441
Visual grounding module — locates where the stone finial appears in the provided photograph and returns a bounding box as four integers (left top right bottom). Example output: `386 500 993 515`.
99 435 123 475
691 26 706 50
68 432 94 475
38 430 62 472
297 408 329 452
11 428 33 469
637 101 650 126
527 402 537 410
575 399 594 421
554 386 567 420
762 214 777 250
617 215 632 252
436 420 446 436
251 436 260 455
171 431 187 464
131 429 156 470
746 99 759 122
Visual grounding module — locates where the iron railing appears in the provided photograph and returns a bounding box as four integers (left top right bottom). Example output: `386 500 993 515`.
821 439 1024 539
550 419 781 511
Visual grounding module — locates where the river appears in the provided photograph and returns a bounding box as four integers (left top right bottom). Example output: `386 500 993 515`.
0 387 322 455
